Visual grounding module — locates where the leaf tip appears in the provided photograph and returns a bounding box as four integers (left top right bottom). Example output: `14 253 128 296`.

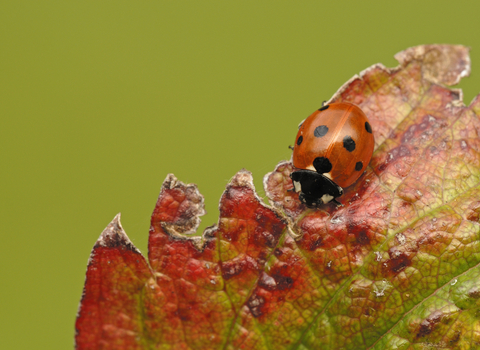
163 173 183 190
229 168 255 189
394 44 471 86
156 173 206 233
94 213 141 254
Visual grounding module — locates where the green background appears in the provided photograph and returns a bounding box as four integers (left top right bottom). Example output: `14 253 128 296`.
2 1 480 348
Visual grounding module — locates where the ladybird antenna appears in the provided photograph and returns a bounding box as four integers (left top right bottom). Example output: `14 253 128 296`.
288 145 294 150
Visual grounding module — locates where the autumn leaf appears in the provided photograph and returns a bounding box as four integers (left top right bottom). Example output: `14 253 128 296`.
75 45 480 350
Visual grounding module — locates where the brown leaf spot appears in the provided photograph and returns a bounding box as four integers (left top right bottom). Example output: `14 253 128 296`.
271 273 294 291
377 145 411 173
297 211 332 251
254 230 276 249
252 208 285 248
246 292 265 318
428 145 440 157
466 201 480 222
221 255 259 280
273 248 283 257
382 248 412 276
176 308 191 322
449 330 462 345
401 114 445 145
416 311 443 339
152 175 205 235
468 287 480 299
258 272 277 291
355 230 370 245
257 251 268 266
220 219 246 243
309 237 324 251
259 264 295 291
344 209 373 246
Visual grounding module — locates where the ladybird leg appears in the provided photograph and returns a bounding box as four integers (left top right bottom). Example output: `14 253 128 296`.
332 198 344 207
288 145 294 150
299 193 316 207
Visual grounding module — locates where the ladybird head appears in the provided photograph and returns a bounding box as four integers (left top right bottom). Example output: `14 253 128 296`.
290 169 343 207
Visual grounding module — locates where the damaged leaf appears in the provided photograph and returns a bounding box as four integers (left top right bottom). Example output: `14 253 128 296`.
76 45 480 350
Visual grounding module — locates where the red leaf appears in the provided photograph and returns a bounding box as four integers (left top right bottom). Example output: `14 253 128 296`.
76 45 480 349
75 215 154 349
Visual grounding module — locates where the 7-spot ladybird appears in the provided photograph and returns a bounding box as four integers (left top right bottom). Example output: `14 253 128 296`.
290 102 374 207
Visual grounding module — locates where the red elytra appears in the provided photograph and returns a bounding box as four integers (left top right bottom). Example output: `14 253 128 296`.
291 102 374 206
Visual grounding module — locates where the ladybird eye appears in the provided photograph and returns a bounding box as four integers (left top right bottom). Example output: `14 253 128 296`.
297 136 303 146
314 125 328 138
365 122 372 134
343 135 356 152
318 105 329 111
355 161 363 171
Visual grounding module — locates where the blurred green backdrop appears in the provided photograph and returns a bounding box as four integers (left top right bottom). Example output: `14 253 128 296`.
2 1 480 348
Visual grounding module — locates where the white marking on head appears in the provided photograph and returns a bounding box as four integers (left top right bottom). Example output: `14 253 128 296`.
321 194 334 203
293 181 302 193
323 172 332 180
337 185 343 195
306 165 315 171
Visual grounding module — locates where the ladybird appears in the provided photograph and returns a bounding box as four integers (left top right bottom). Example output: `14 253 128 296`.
290 102 374 207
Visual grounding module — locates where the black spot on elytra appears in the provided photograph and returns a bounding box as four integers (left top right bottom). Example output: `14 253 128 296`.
382 249 412 276
343 135 356 152
365 121 372 133
314 125 329 138
355 161 363 171
313 156 332 173
297 135 303 146
318 105 329 111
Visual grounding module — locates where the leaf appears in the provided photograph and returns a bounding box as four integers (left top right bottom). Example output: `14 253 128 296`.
75 45 480 350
